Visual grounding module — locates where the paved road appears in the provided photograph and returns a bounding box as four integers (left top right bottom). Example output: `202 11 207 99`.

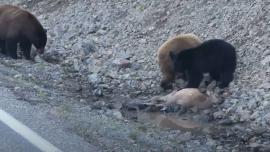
0 86 99 152
0 121 40 152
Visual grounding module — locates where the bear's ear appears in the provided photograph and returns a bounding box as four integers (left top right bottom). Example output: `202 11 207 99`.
169 51 176 60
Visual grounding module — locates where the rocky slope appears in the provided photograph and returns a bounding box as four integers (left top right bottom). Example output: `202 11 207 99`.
1 0 270 151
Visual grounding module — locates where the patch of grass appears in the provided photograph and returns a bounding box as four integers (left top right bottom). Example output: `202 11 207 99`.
36 89 48 98
138 125 147 133
128 131 138 141
73 125 88 137
37 63 46 71
136 4 145 12
57 104 72 118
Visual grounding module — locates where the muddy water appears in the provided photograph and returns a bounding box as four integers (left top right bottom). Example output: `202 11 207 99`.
136 112 208 131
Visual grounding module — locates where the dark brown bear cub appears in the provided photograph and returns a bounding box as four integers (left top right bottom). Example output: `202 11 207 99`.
170 39 236 88
0 5 47 59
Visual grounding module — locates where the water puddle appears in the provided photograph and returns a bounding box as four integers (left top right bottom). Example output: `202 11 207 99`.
136 112 207 131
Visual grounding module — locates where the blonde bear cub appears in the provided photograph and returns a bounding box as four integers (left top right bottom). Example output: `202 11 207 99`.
158 33 202 90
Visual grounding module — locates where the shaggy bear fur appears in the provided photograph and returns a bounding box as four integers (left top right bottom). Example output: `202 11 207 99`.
170 39 236 88
0 5 47 59
157 33 202 90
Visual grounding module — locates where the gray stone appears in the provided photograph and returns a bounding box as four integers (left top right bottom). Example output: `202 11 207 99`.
88 73 99 83
213 111 225 119
81 40 97 55
42 50 63 64
93 88 103 97
93 101 106 109
89 24 99 33
112 110 123 119
112 59 132 69
108 102 123 110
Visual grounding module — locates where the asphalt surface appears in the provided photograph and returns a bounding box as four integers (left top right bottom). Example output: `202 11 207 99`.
0 86 99 152
0 121 41 152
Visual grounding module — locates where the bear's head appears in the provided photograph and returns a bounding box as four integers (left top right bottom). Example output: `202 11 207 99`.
33 28 47 54
170 50 189 73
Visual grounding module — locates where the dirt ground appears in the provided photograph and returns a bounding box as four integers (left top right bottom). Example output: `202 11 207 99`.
1 0 270 151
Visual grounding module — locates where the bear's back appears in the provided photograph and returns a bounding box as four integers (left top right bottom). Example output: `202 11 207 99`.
0 5 28 20
0 5 43 39
197 39 235 61
199 39 235 53
192 39 236 72
158 34 202 56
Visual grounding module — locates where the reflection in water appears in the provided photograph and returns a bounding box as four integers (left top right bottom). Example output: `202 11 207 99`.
137 112 203 131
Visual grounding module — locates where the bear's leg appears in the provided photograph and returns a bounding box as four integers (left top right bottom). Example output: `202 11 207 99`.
186 71 203 88
218 71 234 88
0 40 6 54
5 39 18 59
204 71 221 87
20 41 32 60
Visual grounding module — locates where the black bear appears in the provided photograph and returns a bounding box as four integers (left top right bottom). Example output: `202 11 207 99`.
0 5 47 60
170 39 236 88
